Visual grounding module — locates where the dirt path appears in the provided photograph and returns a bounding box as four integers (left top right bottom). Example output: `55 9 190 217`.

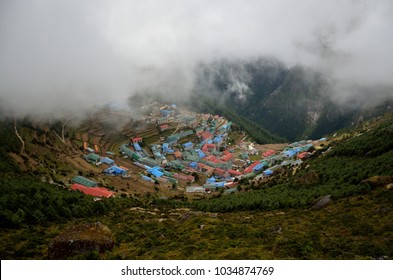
14 120 25 154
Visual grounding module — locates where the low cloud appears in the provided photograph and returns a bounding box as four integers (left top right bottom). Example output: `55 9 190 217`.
1 0 392 118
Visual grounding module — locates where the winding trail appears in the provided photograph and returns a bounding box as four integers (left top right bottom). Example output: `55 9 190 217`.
14 118 25 154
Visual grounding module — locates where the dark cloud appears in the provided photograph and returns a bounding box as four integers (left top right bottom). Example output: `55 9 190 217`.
1 0 392 118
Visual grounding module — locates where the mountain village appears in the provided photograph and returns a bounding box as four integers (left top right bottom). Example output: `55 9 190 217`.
71 102 328 199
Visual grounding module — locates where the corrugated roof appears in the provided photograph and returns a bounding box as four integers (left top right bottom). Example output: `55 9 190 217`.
228 169 242 176
72 176 98 187
101 157 114 165
71 184 113 198
244 161 261 173
104 166 126 174
84 153 100 162
222 153 233 161
150 169 163 177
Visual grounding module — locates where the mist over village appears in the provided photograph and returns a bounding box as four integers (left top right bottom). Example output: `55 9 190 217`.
1 0 393 262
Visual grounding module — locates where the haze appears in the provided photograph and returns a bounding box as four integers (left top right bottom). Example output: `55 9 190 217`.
1 0 392 118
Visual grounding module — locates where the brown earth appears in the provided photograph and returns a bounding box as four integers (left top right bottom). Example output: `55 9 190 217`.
82 133 89 142
8 152 39 172
62 155 102 173
91 136 101 145
254 143 288 153
361 176 393 188
8 153 28 171
48 222 114 259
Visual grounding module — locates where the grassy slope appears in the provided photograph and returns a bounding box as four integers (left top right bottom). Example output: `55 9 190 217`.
1 184 391 259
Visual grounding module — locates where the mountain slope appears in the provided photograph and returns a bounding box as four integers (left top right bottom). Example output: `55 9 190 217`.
194 58 393 141
189 95 286 144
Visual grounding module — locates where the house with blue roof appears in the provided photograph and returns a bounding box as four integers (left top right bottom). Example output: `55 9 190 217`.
133 142 142 151
182 142 193 150
206 176 216 183
252 163 265 173
104 166 126 175
100 157 114 166
148 166 164 178
195 149 206 158
160 110 171 117
189 162 198 169
213 136 223 146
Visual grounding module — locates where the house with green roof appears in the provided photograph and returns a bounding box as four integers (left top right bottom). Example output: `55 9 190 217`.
84 153 101 164
72 176 98 188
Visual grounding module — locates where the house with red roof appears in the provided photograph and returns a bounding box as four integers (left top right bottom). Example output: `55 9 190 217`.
200 131 213 141
244 161 261 173
173 173 195 182
297 152 309 159
262 149 276 157
197 163 214 176
159 124 169 132
205 155 217 162
214 168 227 177
202 143 216 153
131 137 143 144
71 184 114 198
228 169 242 176
221 153 233 162
174 151 183 160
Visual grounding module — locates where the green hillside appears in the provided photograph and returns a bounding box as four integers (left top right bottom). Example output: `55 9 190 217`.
190 96 286 144
194 58 393 141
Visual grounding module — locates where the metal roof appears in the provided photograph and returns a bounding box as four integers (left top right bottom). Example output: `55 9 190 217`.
72 176 98 188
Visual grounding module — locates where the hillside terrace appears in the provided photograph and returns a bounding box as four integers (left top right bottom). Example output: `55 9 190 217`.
78 102 327 196
130 105 324 193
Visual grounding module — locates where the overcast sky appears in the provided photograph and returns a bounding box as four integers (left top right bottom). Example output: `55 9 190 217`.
0 0 392 118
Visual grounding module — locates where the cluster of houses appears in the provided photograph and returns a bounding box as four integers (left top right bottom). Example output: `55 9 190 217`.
70 144 134 198
83 151 129 177
73 102 327 198
70 175 114 199
118 104 325 194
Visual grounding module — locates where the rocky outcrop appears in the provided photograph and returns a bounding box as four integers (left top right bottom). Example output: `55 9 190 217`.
311 195 332 210
361 176 393 188
48 222 114 259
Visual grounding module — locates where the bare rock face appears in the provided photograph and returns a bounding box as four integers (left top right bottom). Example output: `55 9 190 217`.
311 195 332 210
48 222 114 259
